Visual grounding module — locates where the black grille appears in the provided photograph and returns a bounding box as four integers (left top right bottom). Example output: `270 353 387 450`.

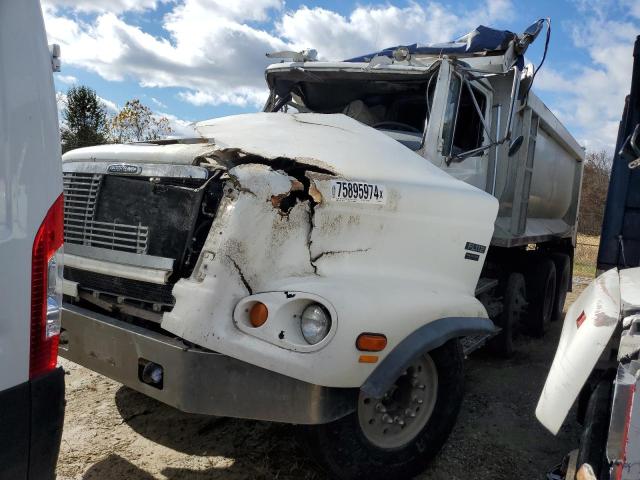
63 172 150 254
64 267 175 306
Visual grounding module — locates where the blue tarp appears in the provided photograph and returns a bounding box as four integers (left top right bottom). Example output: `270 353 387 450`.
344 25 517 63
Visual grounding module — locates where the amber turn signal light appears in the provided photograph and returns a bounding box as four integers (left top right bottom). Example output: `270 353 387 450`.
356 333 387 352
249 302 268 327
358 355 378 364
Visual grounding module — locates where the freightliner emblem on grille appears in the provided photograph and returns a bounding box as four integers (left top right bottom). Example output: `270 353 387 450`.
107 163 141 175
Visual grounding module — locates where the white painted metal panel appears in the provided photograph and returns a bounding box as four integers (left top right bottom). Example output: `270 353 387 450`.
0 0 63 389
536 269 621 434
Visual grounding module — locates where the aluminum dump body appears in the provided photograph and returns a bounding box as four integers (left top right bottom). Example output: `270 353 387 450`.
487 73 584 247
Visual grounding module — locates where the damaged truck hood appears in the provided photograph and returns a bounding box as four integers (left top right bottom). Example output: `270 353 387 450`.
63 112 463 187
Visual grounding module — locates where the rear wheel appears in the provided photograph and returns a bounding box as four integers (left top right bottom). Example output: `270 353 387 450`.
524 258 556 337
303 340 464 480
489 272 527 357
550 253 571 323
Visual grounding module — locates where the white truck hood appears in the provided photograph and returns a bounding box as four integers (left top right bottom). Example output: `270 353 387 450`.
535 268 640 434
63 112 471 190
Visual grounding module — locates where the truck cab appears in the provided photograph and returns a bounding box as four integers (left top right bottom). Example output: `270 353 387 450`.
58 21 582 479
0 1 65 479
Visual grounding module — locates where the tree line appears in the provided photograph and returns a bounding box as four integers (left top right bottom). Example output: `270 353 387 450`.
578 150 612 236
60 85 173 153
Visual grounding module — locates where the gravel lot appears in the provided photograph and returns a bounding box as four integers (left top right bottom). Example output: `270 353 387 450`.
56 283 587 480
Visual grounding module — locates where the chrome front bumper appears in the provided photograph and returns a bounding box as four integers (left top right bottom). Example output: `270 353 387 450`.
59 304 356 424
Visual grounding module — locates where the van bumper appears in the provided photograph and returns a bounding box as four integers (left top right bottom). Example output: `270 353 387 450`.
59 304 356 424
0 367 65 480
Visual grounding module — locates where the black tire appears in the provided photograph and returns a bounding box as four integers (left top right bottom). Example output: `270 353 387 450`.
302 340 464 480
550 253 571 323
489 272 527 357
576 378 613 479
523 257 556 337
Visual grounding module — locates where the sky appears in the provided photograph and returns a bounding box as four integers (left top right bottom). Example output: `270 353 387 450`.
43 0 640 152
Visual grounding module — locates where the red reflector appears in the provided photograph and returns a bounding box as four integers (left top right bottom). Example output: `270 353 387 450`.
30 194 64 379
576 311 587 329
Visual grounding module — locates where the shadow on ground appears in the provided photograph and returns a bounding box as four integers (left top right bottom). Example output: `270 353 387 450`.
113 387 325 479
83 454 155 480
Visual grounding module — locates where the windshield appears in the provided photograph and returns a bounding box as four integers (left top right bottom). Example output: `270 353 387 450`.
266 67 439 150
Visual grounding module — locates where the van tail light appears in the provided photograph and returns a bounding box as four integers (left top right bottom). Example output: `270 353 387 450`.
30 194 64 379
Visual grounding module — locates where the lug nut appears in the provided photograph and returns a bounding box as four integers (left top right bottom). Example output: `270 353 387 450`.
375 403 387 413
394 416 405 426
382 414 393 424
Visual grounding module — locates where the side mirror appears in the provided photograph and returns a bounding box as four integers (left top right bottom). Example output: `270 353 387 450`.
508 135 524 156
621 124 640 168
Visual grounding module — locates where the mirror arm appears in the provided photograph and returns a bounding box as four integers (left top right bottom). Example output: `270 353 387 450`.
504 66 521 141
462 77 494 143
447 143 494 164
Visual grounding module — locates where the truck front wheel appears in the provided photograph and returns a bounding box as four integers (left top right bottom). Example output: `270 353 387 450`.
303 339 464 480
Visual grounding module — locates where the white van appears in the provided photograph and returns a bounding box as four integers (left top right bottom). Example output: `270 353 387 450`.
0 1 65 479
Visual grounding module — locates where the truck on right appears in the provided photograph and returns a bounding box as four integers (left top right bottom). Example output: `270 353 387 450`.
537 34 640 480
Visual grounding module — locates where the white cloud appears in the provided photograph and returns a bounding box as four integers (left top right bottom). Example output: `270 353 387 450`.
535 10 638 151
178 89 267 108
43 0 514 115
151 97 167 109
42 0 162 14
157 112 199 137
98 96 118 113
277 1 514 61
55 74 78 84
621 0 640 19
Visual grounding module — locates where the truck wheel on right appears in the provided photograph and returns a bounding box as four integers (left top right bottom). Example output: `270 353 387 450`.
303 340 464 480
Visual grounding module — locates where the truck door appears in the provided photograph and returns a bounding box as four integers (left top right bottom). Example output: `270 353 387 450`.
425 61 493 190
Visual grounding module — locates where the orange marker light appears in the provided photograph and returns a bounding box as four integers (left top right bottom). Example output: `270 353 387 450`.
359 355 379 364
356 333 387 352
249 302 268 328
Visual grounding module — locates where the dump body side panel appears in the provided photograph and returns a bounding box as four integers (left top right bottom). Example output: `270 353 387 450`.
598 36 640 272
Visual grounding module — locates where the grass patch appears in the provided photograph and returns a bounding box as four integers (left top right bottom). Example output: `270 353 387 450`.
574 234 600 278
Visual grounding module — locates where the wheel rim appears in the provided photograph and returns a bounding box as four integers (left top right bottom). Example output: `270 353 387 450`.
357 353 438 449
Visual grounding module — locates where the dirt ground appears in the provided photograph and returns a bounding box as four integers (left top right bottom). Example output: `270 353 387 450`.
55 282 588 480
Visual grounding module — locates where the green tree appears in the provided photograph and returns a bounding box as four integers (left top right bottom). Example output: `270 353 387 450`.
60 86 109 153
109 99 172 143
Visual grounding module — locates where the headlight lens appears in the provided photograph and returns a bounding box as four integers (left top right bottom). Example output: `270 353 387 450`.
300 303 331 345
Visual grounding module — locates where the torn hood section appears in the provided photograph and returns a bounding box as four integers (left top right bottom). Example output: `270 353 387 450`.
62 111 484 197
193 113 463 186
536 269 622 435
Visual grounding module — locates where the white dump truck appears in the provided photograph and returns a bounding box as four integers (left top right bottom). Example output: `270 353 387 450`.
59 21 583 479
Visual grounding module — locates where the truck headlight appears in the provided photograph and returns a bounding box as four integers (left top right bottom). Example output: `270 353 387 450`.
300 304 331 345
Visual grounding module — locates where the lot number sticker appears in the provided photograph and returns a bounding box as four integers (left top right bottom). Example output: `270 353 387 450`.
330 180 387 205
